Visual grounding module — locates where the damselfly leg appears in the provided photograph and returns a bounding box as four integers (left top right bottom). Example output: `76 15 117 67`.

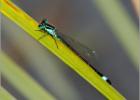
35 30 48 40
36 30 59 48
53 38 59 49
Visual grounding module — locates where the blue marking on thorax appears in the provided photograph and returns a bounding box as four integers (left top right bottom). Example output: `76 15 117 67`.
46 28 56 36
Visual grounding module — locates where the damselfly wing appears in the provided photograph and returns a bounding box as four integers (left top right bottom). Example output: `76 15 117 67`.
56 31 111 84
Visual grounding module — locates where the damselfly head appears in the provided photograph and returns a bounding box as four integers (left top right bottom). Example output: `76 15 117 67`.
40 19 48 24
38 23 45 30
44 19 48 24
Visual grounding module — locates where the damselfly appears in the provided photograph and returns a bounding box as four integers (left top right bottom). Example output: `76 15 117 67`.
37 19 111 84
